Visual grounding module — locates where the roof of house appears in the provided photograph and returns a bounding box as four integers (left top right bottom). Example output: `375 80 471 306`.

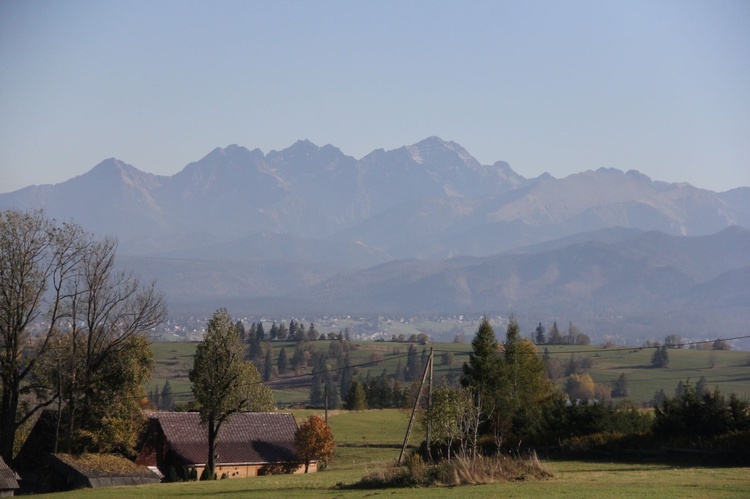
0 457 19 491
148 412 300 466
49 453 161 488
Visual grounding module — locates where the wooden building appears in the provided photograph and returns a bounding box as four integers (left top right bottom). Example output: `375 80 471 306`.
0 458 19 497
47 454 161 490
136 412 311 479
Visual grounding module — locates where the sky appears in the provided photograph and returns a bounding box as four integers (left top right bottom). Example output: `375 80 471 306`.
1 0 749 193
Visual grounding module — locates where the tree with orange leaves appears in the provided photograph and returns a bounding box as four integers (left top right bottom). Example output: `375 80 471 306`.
294 415 335 473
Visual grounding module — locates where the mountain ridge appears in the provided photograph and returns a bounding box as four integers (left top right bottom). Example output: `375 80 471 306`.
1 137 748 343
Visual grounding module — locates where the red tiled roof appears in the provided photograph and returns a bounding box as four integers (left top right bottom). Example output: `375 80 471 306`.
149 412 300 466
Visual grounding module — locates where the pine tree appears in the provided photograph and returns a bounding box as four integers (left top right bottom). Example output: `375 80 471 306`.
344 379 367 411
292 346 305 374
278 322 289 341
310 357 327 406
263 347 273 381
339 352 353 401
534 322 546 344
651 345 669 368
307 322 319 341
404 344 420 381
295 323 307 342
277 346 288 375
548 321 563 344
160 380 174 410
460 317 501 401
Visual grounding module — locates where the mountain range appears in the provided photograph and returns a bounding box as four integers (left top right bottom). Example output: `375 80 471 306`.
2 137 748 344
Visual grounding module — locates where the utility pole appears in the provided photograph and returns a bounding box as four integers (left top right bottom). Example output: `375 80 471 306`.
398 346 433 465
425 346 433 462
324 382 329 470
324 382 328 425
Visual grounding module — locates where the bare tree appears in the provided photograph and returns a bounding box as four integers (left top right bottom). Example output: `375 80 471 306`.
0 210 87 464
1 210 167 462
57 235 166 454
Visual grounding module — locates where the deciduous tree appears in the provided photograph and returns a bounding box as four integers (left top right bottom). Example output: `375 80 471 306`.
1 210 166 463
189 309 274 479
294 415 335 473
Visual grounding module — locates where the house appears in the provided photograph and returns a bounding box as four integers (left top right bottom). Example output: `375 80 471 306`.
0 457 19 497
46 453 161 490
136 412 311 479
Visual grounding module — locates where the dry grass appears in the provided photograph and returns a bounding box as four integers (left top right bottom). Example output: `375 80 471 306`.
351 452 551 488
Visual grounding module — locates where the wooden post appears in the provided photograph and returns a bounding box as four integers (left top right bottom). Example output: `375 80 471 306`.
398 348 431 465
425 347 433 462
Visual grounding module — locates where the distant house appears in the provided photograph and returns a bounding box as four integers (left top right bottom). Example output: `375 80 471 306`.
47 454 161 490
136 412 310 479
0 457 19 497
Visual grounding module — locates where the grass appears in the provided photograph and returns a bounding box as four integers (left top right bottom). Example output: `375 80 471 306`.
552 344 750 404
42 408 750 498
42 459 750 498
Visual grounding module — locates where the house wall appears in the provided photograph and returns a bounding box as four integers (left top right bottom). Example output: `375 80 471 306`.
192 462 309 479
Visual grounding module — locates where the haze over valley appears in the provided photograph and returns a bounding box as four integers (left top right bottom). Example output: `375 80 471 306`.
2 137 748 346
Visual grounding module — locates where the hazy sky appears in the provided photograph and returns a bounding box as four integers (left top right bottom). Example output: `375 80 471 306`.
1 0 748 193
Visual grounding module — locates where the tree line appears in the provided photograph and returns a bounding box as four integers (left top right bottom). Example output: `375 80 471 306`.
421 316 750 463
533 321 590 345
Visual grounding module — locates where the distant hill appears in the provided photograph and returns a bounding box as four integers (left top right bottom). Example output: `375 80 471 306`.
2 137 748 342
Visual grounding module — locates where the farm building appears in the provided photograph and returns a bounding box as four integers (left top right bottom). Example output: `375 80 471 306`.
46 454 161 490
14 411 160 493
0 457 19 497
136 412 311 479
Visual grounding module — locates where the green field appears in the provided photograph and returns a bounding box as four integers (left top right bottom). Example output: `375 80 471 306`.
44 409 750 498
148 340 750 407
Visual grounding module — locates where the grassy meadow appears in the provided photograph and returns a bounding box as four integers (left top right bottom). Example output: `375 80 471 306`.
45 408 750 498
148 339 750 408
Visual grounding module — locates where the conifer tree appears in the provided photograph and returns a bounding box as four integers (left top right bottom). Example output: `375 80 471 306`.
548 321 563 344
263 347 273 381
344 379 367 411
277 346 288 375
404 344 420 381
160 380 174 410
534 322 546 344
460 317 501 403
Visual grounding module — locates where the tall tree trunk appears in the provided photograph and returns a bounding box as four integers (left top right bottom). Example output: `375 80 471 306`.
0 380 19 465
207 415 216 479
